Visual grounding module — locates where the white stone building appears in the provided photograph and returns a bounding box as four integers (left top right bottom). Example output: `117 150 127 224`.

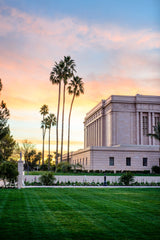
66 95 160 172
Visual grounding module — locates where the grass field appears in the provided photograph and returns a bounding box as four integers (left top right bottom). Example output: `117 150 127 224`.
0 188 160 240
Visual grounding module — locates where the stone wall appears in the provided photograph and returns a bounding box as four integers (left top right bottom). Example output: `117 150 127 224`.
24 175 160 184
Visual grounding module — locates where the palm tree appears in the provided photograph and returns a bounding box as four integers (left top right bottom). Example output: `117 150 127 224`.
50 62 63 165
60 56 76 162
147 122 160 150
40 105 49 165
67 76 84 162
0 79 2 92
45 113 56 170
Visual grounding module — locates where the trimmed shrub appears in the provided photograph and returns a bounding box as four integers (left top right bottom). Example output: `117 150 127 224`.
56 161 72 173
152 166 160 174
0 161 18 187
119 172 134 186
39 172 56 185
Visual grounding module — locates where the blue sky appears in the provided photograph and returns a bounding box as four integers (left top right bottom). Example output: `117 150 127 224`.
2 0 160 28
0 0 160 154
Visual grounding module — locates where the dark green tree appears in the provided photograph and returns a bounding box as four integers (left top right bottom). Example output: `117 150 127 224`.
0 132 16 162
0 161 18 187
0 79 14 162
0 79 10 141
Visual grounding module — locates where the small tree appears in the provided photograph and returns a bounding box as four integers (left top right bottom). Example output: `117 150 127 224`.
39 172 56 185
0 132 16 162
0 161 18 187
119 172 134 186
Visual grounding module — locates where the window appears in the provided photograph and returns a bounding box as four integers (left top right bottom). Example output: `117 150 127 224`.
80 159 81 164
126 157 131 166
109 157 114 166
143 158 147 166
143 116 148 135
86 157 88 165
83 158 84 165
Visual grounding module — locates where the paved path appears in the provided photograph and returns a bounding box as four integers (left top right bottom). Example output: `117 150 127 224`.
23 186 160 188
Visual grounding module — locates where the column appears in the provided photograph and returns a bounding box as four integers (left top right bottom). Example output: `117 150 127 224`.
140 112 143 145
152 112 155 145
100 117 102 146
95 120 97 146
148 112 151 145
136 112 139 145
18 160 24 189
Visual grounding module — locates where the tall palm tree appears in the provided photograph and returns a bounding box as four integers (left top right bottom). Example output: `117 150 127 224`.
147 122 160 150
67 76 84 162
60 56 76 162
50 62 63 165
40 105 49 165
45 113 56 170
0 79 2 92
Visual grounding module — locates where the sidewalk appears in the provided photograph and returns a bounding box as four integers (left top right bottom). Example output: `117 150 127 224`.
23 185 160 188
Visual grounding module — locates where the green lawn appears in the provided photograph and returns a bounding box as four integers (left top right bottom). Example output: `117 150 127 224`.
0 188 160 240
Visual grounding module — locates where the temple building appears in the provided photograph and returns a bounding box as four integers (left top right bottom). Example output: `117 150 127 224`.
66 94 160 172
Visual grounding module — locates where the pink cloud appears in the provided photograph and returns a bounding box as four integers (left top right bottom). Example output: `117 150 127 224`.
0 5 160 52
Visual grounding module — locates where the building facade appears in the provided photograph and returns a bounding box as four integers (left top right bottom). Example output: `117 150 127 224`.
68 95 160 172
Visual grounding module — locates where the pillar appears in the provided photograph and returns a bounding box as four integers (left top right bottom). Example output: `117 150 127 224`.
152 112 155 145
140 112 143 145
18 160 24 189
136 112 139 145
148 112 151 145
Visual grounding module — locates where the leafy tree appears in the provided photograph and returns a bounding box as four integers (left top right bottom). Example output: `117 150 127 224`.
40 105 49 164
56 161 72 173
44 113 56 170
147 122 160 150
34 152 42 166
67 76 84 162
0 161 18 187
0 80 10 140
0 132 16 162
20 140 35 170
0 79 15 162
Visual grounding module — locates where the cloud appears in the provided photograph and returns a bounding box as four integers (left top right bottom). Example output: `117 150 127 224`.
0 4 160 152
0 5 160 53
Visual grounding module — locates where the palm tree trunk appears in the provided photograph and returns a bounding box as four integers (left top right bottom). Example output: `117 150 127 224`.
67 94 75 163
48 128 51 170
61 83 66 162
42 128 45 165
56 81 61 165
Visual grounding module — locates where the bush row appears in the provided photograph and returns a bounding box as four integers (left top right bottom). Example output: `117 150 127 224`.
24 171 160 186
24 180 160 187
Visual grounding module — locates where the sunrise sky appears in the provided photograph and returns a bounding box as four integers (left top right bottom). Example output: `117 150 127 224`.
0 0 160 154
